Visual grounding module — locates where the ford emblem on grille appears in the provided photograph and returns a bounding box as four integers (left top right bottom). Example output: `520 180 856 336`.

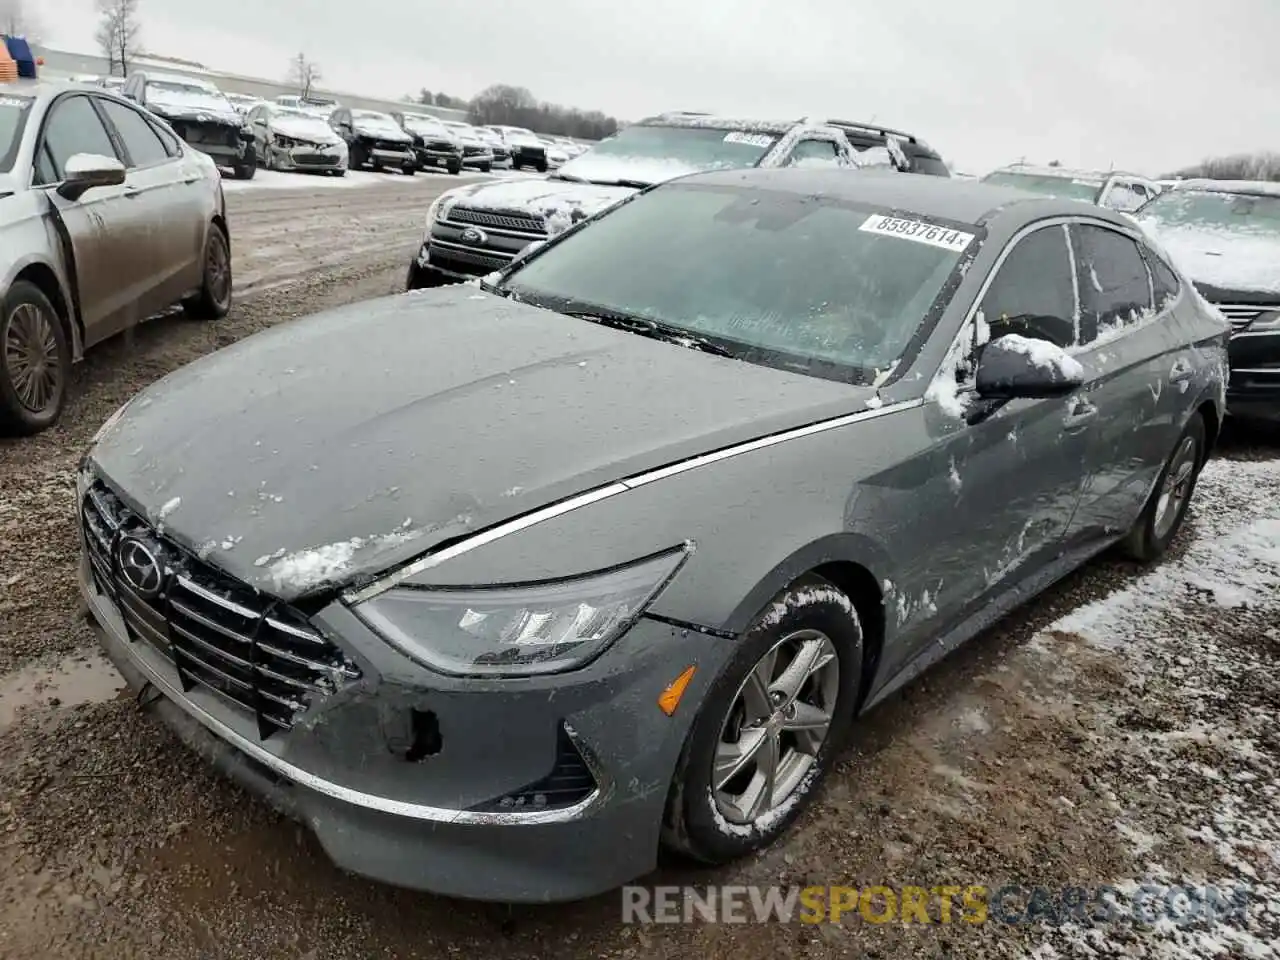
117 537 163 598
460 226 488 245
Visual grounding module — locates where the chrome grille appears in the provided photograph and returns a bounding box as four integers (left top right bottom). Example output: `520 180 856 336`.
82 481 360 739
426 241 513 274
1215 304 1269 331
447 207 546 234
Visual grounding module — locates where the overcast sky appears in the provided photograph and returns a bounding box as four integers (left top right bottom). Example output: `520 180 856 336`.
35 0 1280 175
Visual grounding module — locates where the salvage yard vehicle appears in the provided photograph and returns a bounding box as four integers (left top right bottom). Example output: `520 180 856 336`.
1138 179 1280 422
391 111 464 175
327 107 415 175
826 119 950 176
1 77 230 435
407 112 864 288
438 120 495 172
122 71 257 180
80 170 1225 902
982 163 1161 212
247 102 348 175
487 124 549 171
223 91 264 116
472 126 512 168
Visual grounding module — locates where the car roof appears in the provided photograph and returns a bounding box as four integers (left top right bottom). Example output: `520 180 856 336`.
1171 178 1280 199
990 163 1151 183
140 71 219 89
638 113 812 134
677 167 1138 228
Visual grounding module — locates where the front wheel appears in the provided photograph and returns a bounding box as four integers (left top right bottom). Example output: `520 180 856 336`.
0 281 70 437
182 224 232 320
401 161 416 176
535 160 548 173
348 142 366 170
662 576 862 865
1121 413 1207 561
479 162 492 173
232 150 256 180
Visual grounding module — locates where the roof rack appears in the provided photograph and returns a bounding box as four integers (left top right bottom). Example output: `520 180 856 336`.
825 119 919 145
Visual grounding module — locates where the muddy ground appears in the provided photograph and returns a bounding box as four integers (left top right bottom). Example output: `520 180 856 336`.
1 177 1278 959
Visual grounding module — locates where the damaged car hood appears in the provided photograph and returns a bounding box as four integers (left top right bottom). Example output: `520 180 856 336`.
89 287 867 601
1143 222 1280 296
443 177 636 234
272 116 341 144
147 90 240 124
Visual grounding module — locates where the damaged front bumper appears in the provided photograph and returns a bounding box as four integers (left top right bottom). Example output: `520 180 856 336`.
268 143 347 173
80 539 730 901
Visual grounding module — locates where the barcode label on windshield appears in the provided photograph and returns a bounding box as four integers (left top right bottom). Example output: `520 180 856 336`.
723 132 774 148
859 214 974 252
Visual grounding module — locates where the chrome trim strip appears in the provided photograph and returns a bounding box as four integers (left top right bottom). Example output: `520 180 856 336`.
1230 330 1280 340
344 399 920 603
174 574 259 621
1231 367 1280 375
87 581 607 825
428 237 519 260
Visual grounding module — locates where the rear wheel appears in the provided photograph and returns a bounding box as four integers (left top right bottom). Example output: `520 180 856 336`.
401 161 415 176
535 159 548 173
0 281 70 436
1121 413 1206 561
662 576 862 864
447 159 463 175
232 150 256 180
182 224 232 321
479 161 492 173
348 142 366 170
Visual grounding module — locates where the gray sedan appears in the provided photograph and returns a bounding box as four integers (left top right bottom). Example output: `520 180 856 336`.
1 79 230 435
79 169 1227 902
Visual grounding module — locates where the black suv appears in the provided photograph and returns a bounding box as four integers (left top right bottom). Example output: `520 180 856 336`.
123 71 256 179
328 107 416 174
826 120 949 177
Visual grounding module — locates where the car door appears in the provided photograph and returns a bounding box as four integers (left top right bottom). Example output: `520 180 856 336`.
33 93 149 348
1063 221 1186 544
887 223 1094 673
95 95 202 311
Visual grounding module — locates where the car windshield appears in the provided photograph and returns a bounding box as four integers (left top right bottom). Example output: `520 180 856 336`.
0 95 33 173
983 170 1103 202
501 183 972 383
277 107 319 120
353 110 394 122
405 116 447 135
148 79 220 98
586 124 782 172
1139 190 1280 235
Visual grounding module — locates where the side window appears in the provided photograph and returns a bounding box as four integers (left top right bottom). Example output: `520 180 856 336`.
786 139 841 168
98 98 170 168
35 95 120 185
1143 245 1181 311
979 225 1077 349
147 117 182 157
1072 224 1154 344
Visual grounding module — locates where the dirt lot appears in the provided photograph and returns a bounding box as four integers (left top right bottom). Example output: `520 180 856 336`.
0 177 1278 959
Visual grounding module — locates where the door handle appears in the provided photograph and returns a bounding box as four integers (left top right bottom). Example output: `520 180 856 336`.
1169 358 1194 383
1063 399 1098 431
122 186 141 199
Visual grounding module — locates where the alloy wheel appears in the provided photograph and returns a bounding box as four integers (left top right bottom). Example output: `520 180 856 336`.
1153 435 1198 539
4 302 61 414
207 232 231 310
713 629 840 825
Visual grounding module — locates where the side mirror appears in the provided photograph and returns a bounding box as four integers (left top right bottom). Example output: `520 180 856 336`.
975 334 1084 400
58 153 127 201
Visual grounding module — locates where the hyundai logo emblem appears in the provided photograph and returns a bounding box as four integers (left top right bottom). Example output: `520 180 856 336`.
460 226 488 245
117 537 163 599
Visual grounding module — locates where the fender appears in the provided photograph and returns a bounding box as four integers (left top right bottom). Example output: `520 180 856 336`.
38 191 86 359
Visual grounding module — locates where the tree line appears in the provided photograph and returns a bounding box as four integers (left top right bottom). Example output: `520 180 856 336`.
412 84 620 141
1167 152 1280 182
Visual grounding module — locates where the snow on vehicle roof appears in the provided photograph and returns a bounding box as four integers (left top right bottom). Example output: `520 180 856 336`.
145 72 220 92
640 113 816 134
1171 179 1280 198
993 163 1153 184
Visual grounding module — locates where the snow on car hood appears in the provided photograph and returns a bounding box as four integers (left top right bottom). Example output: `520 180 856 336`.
272 115 340 144
556 152 705 186
147 88 239 123
354 118 411 142
1142 221 1280 295
88 287 860 600
442 176 636 234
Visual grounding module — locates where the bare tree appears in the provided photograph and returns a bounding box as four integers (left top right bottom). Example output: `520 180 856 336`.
95 0 141 78
289 53 321 99
0 0 43 39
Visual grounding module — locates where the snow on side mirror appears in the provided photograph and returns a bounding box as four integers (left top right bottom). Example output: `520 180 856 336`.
975 333 1084 400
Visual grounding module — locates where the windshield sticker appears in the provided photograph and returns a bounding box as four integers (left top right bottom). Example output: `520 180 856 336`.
859 214 974 252
723 132 774 148
0 97 29 108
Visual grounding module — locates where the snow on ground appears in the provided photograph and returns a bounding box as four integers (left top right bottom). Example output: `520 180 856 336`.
1021 458 1280 959
221 167 535 193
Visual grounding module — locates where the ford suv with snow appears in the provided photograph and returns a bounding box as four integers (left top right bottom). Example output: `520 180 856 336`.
407 114 868 288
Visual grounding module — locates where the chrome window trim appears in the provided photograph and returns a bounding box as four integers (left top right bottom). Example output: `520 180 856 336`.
343 398 922 604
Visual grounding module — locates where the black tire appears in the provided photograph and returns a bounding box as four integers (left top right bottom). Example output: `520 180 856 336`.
182 224 232 321
348 142 366 170
260 141 274 171
1121 413 1207 562
661 575 862 865
334 169 346 178
0 281 70 437
535 160 548 173
401 162 415 177
232 152 256 180
479 162 492 173
512 159 523 171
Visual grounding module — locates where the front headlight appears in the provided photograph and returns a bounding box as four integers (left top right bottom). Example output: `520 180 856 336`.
351 547 690 677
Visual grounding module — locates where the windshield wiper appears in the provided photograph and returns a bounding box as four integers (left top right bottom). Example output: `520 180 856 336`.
563 310 735 358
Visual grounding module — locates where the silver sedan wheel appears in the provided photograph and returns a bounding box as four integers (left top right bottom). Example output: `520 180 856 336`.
1153 435 1198 539
4 302 61 414
207 231 232 310
713 629 840 826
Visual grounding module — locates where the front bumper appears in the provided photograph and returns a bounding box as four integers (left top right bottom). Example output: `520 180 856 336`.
80 541 729 901
269 143 347 172
369 145 415 167
1227 329 1280 422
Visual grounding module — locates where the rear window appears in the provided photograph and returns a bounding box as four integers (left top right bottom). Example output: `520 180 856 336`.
502 183 977 383
983 171 1103 202
0 95 33 173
